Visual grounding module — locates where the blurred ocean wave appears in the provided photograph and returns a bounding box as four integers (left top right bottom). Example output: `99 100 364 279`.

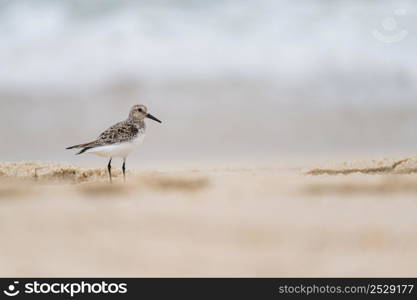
1 0 417 162
1 0 416 89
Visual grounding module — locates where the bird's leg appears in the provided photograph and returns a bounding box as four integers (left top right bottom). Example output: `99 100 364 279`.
107 158 113 184
122 158 126 182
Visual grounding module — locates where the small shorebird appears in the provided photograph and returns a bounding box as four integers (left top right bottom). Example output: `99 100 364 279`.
66 104 162 183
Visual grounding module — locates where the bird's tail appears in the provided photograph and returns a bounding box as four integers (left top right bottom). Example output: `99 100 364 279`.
66 142 90 150
66 142 95 155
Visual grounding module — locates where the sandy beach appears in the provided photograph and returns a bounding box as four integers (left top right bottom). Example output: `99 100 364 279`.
1 156 417 277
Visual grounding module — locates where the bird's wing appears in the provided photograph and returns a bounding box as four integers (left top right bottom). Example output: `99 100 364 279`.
95 121 139 146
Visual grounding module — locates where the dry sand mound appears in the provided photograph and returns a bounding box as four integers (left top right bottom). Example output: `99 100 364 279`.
0 161 109 184
306 157 417 176
0 161 209 196
303 156 417 196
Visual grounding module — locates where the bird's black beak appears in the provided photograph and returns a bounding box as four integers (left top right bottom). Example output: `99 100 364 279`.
147 113 162 123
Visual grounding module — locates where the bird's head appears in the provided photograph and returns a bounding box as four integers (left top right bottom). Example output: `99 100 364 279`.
129 105 162 123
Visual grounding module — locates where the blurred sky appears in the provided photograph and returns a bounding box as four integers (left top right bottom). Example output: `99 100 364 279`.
1 0 417 164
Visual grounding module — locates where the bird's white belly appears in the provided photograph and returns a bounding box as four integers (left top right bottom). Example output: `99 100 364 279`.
86 134 145 158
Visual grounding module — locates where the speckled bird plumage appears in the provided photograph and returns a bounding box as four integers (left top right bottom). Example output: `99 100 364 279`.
70 118 146 155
